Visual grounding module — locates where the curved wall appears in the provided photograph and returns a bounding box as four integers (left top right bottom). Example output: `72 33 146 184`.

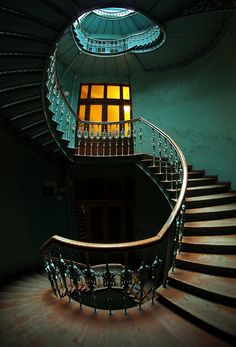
131 14 236 188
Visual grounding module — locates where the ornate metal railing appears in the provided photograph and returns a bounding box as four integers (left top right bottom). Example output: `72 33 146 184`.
42 49 188 311
43 255 162 314
72 19 165 56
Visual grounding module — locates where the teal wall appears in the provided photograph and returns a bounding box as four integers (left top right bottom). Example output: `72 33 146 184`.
0 123 69 280
131 15 236 188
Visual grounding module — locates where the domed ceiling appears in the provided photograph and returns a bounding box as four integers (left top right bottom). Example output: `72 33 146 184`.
56 1 231 78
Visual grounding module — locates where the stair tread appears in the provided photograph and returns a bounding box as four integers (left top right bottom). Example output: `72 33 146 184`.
187 184 229 191
176 252 236 269
182 235 236 246
168 268 236 301
157 286 236 338
184 217 236 228
186 203 236 214
186 192 236 202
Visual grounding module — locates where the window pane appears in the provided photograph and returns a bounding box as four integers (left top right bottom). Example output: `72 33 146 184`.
107 85 120 99
124 105 131 136
123 86 130 100
91 85 104 98
80 85 88 99
89 104 102 133
107 105 120 132
78 105 86 120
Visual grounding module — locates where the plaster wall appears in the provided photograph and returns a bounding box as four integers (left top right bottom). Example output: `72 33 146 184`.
131 15 236 188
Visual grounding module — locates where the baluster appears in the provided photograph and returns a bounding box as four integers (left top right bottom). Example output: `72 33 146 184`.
137 261 150 310
152 128 156 166
172 217 180 273
96 127 101 156
68 260 83 308
102 127 107 156
164 138 168 181
83 264 97 313
127 125 131 155
151 256 163 304
139 121 142 153
102 264 116 315
48 257 61 297
133 123 137 154
120 125 125 156
44 258 58 297
77 126 83 156
89 124 94 156
57 253 70 301
66 110 70 140
120 263 132 315
108 126 113 156
158 133 162 174
114 124 119 156
169 143 174 190
84 125 89 156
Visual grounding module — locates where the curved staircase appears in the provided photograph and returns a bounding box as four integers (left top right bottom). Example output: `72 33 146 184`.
0 163 236 346
154 163 236 342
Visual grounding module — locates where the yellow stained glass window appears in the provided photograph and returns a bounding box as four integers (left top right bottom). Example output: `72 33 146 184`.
107 105 120 132
91 85 104 99
123 86 130 100
89 104 103 133
107 85 120 99
80 85 88 99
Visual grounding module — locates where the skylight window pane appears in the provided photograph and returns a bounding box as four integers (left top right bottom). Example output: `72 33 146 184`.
107 85 120 99
91 85 104 99
80 85 88 99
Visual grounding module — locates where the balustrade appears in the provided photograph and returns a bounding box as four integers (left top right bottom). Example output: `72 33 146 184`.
73 19 165 56
42 247 164 314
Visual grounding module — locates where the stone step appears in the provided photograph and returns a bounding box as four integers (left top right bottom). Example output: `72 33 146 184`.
185 203 236 221
176 252 236 277
168 184 230 197
184 218 236 235
181 234 236 253
183 192 236 208
157 285 236 340
163 177 217 189
168 268 236 306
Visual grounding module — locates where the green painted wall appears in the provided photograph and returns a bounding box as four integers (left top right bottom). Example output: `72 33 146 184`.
0 123 69 280
131 15 236 188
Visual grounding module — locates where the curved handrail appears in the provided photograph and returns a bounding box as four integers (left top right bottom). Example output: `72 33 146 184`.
40 116 187 254
42 51 188 286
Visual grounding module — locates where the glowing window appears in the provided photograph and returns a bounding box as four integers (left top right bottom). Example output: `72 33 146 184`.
124 105 131 135
123 86 130 100
80 85 88 99
107 85 120 99
89 105 102 132
91 85 104 99
107 105 120 132
78 105 86 120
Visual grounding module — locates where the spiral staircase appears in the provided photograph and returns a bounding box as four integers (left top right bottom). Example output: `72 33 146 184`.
0 1 236 346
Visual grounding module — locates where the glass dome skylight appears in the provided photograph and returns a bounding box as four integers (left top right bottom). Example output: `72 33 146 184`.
73 8 166 57
93 8 134 19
